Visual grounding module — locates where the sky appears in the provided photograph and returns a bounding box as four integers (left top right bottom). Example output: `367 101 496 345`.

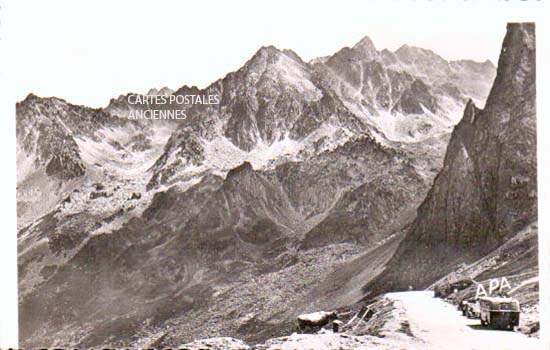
4 0 543 107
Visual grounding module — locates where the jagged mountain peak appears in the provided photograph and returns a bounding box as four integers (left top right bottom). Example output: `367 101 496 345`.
19 93 70 110
256 44 281 55
394 44 445 63
455 58 496 69
243 45 309 75
461 99 478 124
19 93 113 116
485 22 535 109
314 33 496 144
222 43 314 93
17 92 117 129
146 86 174 96
352 35 377 57
172 84 202 97
248 45 293 65
250 45 303 61
394 43 424 54
21 92 42 104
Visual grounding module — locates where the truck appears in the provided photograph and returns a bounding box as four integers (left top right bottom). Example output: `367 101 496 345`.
478 296 520 330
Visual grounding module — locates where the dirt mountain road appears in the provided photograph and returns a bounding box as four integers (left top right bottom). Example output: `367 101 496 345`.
388 291 542 350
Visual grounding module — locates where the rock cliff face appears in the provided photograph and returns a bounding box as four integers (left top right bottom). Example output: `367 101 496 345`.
300 165 423 249
367 23 537 293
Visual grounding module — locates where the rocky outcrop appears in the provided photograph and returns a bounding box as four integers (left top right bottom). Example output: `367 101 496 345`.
367 23 536 294
300 170 423 249
391 79 438 114
15 93 160 227
16 95 88 180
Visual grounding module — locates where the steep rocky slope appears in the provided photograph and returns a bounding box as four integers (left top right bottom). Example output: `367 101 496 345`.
366 23 537 294
16 94 170 229
18 134 427 347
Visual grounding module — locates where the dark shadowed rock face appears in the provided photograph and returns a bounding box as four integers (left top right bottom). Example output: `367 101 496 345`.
16 95 90 180
220 47 361 151
392 79 439 115
367 23 537 294
300 170 424 250
18 165 294 348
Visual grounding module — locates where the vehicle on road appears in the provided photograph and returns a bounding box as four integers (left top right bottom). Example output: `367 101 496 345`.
479 297 520 330
458 298 479 318
458 299 470 316
466 300 480 318
458 298 476 316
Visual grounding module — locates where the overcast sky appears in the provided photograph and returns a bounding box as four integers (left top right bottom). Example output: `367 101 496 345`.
5 0 543 107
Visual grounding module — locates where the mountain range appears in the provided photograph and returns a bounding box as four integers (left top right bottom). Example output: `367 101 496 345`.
15 25 538 349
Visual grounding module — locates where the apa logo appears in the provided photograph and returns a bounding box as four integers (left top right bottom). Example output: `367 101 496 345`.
475 277 512 299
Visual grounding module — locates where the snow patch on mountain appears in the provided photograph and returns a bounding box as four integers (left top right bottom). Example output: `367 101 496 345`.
203 135 299 170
